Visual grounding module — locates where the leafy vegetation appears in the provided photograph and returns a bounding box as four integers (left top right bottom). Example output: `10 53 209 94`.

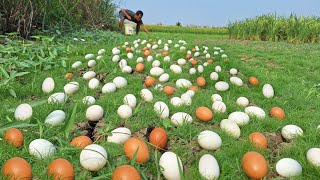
147 24 228 35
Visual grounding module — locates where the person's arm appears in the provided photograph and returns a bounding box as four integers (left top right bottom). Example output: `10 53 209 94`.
141 24 150 34
136 24 140 35
118 17 125 32
121 9 131 20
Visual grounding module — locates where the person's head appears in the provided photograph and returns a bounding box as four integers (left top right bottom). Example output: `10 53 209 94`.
135 10 143 21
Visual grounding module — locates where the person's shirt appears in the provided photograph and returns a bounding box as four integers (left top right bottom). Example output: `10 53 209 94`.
122 9 143 25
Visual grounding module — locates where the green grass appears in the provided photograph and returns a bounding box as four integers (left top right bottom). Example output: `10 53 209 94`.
1 30 320 179
146 24 228 35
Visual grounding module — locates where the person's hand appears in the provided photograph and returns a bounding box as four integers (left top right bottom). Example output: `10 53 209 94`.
127 16 131 20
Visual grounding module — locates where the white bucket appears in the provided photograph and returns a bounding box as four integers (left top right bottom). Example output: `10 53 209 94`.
124 23 136 35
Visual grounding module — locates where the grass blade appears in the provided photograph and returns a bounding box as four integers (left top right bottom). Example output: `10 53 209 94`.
63 103 78 139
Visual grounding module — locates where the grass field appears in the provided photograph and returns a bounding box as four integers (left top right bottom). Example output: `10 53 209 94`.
146 24 228 35
1 30 320 179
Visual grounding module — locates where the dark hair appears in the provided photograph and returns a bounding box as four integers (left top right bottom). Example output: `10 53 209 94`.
136 10 143 17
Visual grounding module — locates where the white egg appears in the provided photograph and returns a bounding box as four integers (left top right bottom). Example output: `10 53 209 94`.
230 77 243 86
112 55 120 62
154 84 163 91
281 125 303 141
82 96 96 105
306 148 320 167
123 94 137 109
98 49 106 55
117 105 132 119
215 66 222 72
236 97 249 107
220 119 241 138
186 90 195 97
198 130 222 150
170 64 182 74
140 89 153 102
80 144 108 171
127 52 134 59
163 56 171 62
42 77 55 93
44 110 66 125
119 59 127 69
136 57 144 63
88 60 96 68
71 61 82 69
176 79 192 88
244 106 266 119
194 52 200 57
210 72 219 80
88 78 100 89
180 46 186 51
174 44 180 48
96 55 103 60
122 66 132 73
211 94 222 102
107 127 131 144
154 101 170 119
14 103 33 121
199 154 220 180
152 44 158 49
189 68 197 74
229 68 238 75
102 83 117 93
168 40 173 44
181 93 192 105
86 105 104 121
141 40 147 44
29 139 56 159
187 50 192 55
197 65 204 73
64 81 79 95
124 42 129 45
205 53 211 59
177 58 187 66
228 111 250 126
159 73 170 82
150 67 164 76
214 51 219 55
159 152 184 180
212 101 227 113
85 54 94 60
221 54 228 58
147 55 153 62
48 92 68 104
83 71 96 80
171 112 193 126
113 76 127 88
276 158 302 177
170 97 183 107
215 81 229 91
152 60 161 67
263 84 274 98
164 46 169 51
203 62 209 67
134 43 139 48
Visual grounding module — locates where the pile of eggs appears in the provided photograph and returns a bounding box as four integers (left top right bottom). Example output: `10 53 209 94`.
2 37 317 180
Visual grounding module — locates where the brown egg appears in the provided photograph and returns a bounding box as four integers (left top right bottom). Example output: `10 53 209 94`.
70 136 93 149
64 73 74 79
163 86 175 95
269 107 285 120
48 158 74 180
135 63 145 72
144 51 151 57
149 128 168 150
248 77 259 86
191 48 196 52
223 58 229 62
195 107 213 122
2 157 32 180
112 165 141 180
124 137 149 163
188 86 199 92
186 54 192 59
207 59 214 64
191 59 198 66
152 41 157 45
125 47 132 52
242 151 268 179
4 128 24 147
162 51 169 56
149 39 153 42
196 77 206 87
249 132 268 150
144 77 156 87
142 46 149 51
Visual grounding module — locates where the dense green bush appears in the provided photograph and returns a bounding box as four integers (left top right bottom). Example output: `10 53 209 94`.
0 0 118 37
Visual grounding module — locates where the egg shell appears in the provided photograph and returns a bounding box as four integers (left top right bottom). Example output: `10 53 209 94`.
82 96 96 105
159 73 170 82
152 60 161 67
212 101 227 113
194 52 200 57
87 78 99 90
112 55 120 62
124 137 149 163
270 107 286 120
102 83 117 93
88 60 96 67
244 106 266 119
48 158 74 180
152 44 158 49
29 139 56 159
80 144 108 171
147 55 153 62
83 71 96 80
98 48 106 55
199 154 220 180
248 77 259 86
196 107 213 122
186 89 195 97
242 151 268 179
70 136 93 149
196 77 206 87
210 72 219 80
86 105 104 121
198 130 222 150
117 104 133 119
113 76 127 88
276 158 302 177
164 56 170 62
170 97 183 107
189 68 197 74
230 77 243 86
2 157 32 179
215 81 229 91
123 94 137 109
228 111 250 126
149 128 168 150
122 66 132 73
127 52 134 59
306 148 320 167
42 77 55 93
119 59 127 69
45 110 66 125
177 58 187 65
205 53 211 59
150 67 164 76
71 61 82 68
14 103 33 121
215 66 222 72
112 49 121 55
164 46 169 51
144 77 156 87
176 79 192 88
136 57 144 63
281 124 303 141
220 119 241 138
229 68 238 75
170 64 182 74
4 128 24 147
221 54 227 58
197 65 204 73
154 101 170 119
159 152 183 180
249 132 268 149
262 84 274 98
211 94 222 102
48 92 68 104
140 89 153 102
112 165 141 180
181 93 192 105
64 72 73 79
63 81 79 95
171 112 193 126
236 97 249 107
85 54 94 59
107 127 131 144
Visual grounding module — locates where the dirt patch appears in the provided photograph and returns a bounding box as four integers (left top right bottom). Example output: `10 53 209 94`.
238 53 258 64
71 120 106 141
